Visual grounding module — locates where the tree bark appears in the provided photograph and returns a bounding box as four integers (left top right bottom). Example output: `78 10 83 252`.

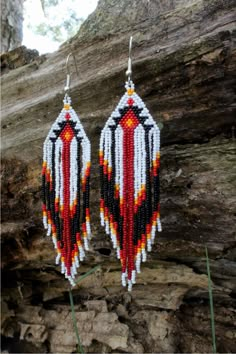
1 0 236 353
1 0 24 53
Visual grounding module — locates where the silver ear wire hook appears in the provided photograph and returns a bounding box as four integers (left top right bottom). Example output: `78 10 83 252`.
64 52 79 94
126 36 133 84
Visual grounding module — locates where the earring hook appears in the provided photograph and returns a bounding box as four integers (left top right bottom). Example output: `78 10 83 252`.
126 36 133 84
64 52 79 94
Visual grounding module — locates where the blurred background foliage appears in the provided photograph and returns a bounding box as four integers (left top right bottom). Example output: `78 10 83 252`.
28 0 84 43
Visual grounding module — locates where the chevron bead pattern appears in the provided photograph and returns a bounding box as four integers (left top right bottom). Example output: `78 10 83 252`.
42 95 91 286
99 81 161 291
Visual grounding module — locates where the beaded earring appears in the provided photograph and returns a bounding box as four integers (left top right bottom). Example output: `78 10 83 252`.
99 37 162 291
42 53 91 286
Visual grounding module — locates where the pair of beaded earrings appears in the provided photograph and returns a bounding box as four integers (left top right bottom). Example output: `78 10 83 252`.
42 37 161 291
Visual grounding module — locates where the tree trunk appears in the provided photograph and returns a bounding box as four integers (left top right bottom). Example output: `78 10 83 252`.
1 0 24 53
1 0 236 353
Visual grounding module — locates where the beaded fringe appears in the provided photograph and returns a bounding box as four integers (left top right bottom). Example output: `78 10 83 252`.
42 95 91 286
99 81 161 291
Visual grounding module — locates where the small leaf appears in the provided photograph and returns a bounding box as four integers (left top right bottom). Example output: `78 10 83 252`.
75 265 100 284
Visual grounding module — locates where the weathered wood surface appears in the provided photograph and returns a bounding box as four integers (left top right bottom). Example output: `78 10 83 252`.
1 0 236 352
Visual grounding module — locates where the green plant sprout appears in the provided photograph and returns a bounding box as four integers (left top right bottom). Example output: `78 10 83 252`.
69 265 100 354
205 246 217 353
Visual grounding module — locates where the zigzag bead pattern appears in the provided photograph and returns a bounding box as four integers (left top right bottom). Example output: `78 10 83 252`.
99 81 161 291
42 94 91 286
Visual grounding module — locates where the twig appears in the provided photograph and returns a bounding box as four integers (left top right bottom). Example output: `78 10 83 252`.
69 290 84 354
69 265 100 353
205 246 217 353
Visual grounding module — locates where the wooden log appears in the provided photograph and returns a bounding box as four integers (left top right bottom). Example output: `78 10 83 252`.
1 0 236 352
